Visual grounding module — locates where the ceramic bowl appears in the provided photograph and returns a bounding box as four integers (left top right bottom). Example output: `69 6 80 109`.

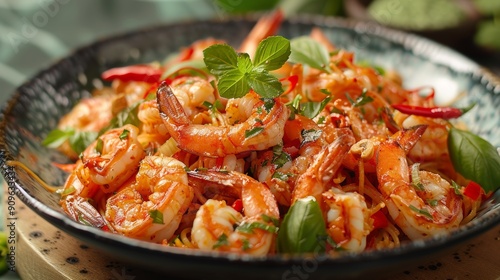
1 15 499 280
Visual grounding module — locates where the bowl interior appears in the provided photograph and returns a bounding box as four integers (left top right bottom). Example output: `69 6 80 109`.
1 15 500 279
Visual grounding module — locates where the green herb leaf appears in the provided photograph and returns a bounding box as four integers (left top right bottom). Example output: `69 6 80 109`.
148 210 164 224
409 205 433 220
448 127 500 193
236 221 278 234
272 171 293 181
203 37 290 99
300 96 332 119
245 127 264 138
247 70 284 98
95 138 104 154
213 233 228 249
451 180 463 196
277 196 327 254
242 239 251 251
272 143 292 169
289 36 331 73
119 129 130 140
352 88 374 107
69 131 99 156
261 213 280 227
101 101 141 134
203 44 238 76
42 128 75 148
217 69 250 99
410 163 425 191
253 36 291 71
237 53 253 73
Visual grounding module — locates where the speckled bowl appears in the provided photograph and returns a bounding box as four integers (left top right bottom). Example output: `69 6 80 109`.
1 15 499 280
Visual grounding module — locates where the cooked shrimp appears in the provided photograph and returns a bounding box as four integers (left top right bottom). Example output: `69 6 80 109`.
292 132 356 204
188 170 279 255
81 124 145 194
376 137 463 239
56 94 120 160
137 99 170 149
157 82 289 158
170 76 216 118
105 156 194 242
322 188 371 252
397 114 451 163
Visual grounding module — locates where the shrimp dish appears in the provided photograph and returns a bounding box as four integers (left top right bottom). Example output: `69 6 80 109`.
37 10 499 256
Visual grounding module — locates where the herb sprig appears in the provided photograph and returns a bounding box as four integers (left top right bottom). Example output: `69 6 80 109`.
203 36 291 99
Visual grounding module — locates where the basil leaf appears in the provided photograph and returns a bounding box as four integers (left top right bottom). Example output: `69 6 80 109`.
42 128 75 148
247 70 284 98
217 69 250 99
300 96 332 119
277 196 327 254
203 44 238 77
237 53 253 73
203 38 290 99
101 101 141 134
448 127 500 193
289 36 331 73
253 36 291 71
69 131 98 155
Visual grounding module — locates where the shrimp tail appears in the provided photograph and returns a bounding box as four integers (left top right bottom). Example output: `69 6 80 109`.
394 125 428 153
157 81 190 127
187 170 242 199
61 195 107 229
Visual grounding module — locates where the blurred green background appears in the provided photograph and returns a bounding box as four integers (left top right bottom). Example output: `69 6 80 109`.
0 0 499 278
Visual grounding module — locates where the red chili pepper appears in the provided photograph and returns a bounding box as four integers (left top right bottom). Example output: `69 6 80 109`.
231 199 243 212
280 75 299 96
463 181 483 201
392 103 476 119
371 210 389 229
101 65 163 83
101 225 110 232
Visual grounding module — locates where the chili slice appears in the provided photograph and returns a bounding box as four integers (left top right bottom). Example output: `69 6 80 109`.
232 199 243 212
392 103 475 119
463 181 482 201
371 210 389 229
101 65 163 83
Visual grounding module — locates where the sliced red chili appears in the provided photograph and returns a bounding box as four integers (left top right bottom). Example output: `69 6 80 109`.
463 181 482 201
101 65 163 83
371 210 389 229
231 199 243 212
280 75 299 96
392 103 475 119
